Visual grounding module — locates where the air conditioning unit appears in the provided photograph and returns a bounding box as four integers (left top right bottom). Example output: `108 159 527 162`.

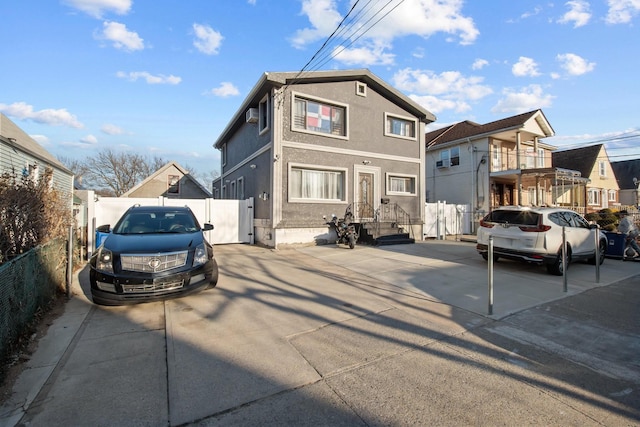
436 159 449 168
245 108 259 123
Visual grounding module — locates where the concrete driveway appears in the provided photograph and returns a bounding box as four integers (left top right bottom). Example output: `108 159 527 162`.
2 240 639 426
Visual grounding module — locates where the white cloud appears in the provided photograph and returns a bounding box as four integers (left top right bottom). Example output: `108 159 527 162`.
63 0 132 19
96 21 144 51
192 23 223 55
332 44 395 66
606 0 640 24
116 71 182 84
491 84 554 114
290 0 479 66
556 53 596 75
209 82 240 97
0 102 83 128
80 134 98 145
392 68 492 114
30 135 50 146
101 123 125 135
472 59 488 70
558 0 591 27
512 56 541 77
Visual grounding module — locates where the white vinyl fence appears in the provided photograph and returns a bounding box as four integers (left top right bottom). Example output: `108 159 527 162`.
425 201 471 239
88 194 253 255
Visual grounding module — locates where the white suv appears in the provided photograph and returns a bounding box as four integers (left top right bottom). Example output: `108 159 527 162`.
476 206 607 275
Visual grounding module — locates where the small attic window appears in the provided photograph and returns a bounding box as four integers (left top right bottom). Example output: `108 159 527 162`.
356 82 367 97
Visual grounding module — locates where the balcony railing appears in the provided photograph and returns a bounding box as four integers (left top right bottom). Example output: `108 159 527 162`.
491 150 552 172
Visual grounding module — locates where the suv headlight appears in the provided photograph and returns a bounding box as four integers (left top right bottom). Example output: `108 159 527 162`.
95 247 114 273
193 243 208 267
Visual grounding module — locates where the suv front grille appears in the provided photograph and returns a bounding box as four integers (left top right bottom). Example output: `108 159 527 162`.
121 251 188 273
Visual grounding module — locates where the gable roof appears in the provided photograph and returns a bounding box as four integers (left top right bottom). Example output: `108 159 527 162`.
121 161 212 197
426 109 555 149
214 69 436 149
611 158 640 189
551 144 604 178
0 113 71 174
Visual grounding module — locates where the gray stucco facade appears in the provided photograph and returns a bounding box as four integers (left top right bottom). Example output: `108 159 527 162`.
213 69 436 248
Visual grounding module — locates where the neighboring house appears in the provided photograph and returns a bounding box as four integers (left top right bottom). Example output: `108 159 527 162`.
425 110 589 231
213 69 436 248
121 161 212 199
552 144 620 214
611 158 640 207
0 113 73 208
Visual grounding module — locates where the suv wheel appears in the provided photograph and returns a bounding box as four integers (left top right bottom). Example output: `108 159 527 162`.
547 247 571 276
587 240 606 265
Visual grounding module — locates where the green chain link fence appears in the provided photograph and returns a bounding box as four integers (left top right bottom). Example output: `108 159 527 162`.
0 238 67 363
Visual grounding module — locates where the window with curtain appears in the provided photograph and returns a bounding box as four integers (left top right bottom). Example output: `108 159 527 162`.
290 167 345 201
293 96 345 136
385 114 416 138
387 174 416 195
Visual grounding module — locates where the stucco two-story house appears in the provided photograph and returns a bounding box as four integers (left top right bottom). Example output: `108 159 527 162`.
121 161 212 199
213 69 436 248
552 144 620 214
425 110 589 231
0 113 73 208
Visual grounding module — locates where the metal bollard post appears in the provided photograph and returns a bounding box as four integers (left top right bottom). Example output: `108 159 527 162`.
67 225 73 298
488 236 494 315
562 226 568 293
594 225 600 283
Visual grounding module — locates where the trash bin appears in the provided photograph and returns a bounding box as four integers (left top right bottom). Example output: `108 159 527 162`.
604 231 626 259
95 231 109 249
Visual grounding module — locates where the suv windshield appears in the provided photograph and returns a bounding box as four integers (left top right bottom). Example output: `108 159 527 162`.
485 210 540 226
113 211 199 234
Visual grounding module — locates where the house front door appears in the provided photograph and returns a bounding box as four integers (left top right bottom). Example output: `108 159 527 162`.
354 166 380 219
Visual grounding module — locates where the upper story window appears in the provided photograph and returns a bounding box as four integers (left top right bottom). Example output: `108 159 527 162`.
537 148 545 168
450 147 460 166
293 94 346 137
259 96 269 134
168 175 180 195
598 160 606 177
221 144 227 167
384 113 416 140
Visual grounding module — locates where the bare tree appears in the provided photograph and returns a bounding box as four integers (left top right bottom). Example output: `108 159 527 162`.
60 149 168 196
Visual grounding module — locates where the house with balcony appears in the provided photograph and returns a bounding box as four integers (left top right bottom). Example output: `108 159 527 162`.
426 110 589 231
212 69 436 248
552 144 620 214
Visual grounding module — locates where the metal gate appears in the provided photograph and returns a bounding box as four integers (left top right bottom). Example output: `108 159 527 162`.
88 195 254 255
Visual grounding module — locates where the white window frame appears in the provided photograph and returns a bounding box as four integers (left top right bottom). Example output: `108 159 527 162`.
537 148 545 168
384 112 417 140
221 144 227 167
492 141 502 170
386 173 417 196
599 160 606 177
356 81 367 97
291 91 348 140
258 95 269 135
230 180 237 199
288 163 347 203
450 147 460 166
221 185 227 199
608 189 616 202
588 188 600 205
439 149 450 167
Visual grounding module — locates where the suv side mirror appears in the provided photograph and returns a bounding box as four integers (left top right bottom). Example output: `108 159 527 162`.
96 224 111 233
203 223 214 231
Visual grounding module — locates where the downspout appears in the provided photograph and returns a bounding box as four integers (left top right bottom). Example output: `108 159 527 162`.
516 131 522 205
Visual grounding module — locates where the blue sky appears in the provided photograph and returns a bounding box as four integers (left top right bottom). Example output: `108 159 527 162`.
1 0 639 182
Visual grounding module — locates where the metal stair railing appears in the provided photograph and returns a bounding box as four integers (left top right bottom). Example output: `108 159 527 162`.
353 202 413 240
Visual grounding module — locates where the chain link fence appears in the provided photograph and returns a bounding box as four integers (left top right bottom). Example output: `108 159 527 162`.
0 237 68 364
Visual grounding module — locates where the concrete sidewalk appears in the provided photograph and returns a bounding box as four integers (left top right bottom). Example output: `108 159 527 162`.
1 240 639 426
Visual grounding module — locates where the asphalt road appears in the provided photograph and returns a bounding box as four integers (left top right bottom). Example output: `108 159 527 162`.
1 240 639 426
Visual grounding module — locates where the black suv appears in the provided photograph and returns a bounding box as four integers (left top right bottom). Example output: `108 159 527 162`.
90 205 218 305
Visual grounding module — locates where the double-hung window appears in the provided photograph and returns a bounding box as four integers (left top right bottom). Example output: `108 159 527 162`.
289 165 346 202
258 96 269 133
293 95 346 137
